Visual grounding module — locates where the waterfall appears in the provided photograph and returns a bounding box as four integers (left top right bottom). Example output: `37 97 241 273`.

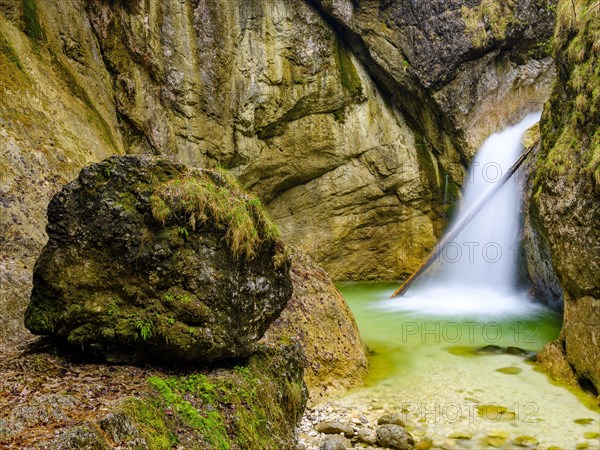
386 112 543 317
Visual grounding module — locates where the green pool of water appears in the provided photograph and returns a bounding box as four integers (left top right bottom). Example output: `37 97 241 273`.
336 282 600 449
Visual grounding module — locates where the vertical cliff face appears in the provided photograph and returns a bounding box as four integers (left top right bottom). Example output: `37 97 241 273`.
526 0 599 395
81 0 447 282
0 0 122 343
306 0 557 161
1 0 556 342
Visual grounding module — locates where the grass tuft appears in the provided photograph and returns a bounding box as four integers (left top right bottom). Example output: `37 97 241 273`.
461 0 517 48
150 167 283 261
122 397 178 449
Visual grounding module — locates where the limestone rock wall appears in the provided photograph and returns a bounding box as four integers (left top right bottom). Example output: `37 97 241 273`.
81 0 445 282
307 0 557 161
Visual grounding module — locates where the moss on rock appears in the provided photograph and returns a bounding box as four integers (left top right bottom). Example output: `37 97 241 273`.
0 340 306 449
528 0 600 397
136 343 306 450
22 0 43 41
24 156 293 364
335 40 364 102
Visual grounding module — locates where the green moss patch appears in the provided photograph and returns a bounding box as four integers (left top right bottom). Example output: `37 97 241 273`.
0 29 24 72
122 397 178 449
139 345 306 450
335 40 364 101
22 0 43 41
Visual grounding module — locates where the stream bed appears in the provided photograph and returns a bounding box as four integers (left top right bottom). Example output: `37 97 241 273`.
299 282 600 450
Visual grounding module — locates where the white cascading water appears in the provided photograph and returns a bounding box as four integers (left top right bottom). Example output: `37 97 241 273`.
386 112 544 317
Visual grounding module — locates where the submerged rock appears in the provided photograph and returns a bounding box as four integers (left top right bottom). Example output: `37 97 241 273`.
448 432 472 440
495 366 523 375
24 156 292 364
513 435 539 447
475 345 534 357
484 435 507 447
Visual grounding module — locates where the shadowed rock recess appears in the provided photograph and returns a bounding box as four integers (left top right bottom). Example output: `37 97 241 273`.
25 156 292 363
1 0 556 341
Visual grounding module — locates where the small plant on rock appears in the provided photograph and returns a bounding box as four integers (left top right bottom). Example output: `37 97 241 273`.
149 167 284 261
134 318 153 341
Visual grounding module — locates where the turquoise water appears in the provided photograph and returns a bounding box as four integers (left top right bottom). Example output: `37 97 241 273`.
336 282 600 449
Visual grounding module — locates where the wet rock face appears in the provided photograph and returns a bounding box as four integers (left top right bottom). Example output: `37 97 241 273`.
308 0 556 157
519 128 564 311
525 0 600 395
24 156 292 363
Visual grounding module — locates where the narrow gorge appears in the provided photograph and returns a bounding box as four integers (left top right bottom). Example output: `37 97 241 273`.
0 0 598 449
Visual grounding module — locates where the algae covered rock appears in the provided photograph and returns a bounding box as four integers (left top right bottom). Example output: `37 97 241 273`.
24 155 292 363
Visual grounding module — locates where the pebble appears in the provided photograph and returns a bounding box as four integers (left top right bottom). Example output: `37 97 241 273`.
357 427 377 445
315 421 354 438
448 432 471 440
320 435 351 450
377 413 405 427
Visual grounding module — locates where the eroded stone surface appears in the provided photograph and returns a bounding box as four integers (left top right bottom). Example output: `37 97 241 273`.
264 250 368 403
524 0 600 395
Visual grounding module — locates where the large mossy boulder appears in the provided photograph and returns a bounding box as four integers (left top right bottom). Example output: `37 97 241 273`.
24 155 292 363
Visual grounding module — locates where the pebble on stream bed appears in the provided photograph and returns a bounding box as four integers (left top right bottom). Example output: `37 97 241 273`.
297 402 418 450
295 401 578 450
